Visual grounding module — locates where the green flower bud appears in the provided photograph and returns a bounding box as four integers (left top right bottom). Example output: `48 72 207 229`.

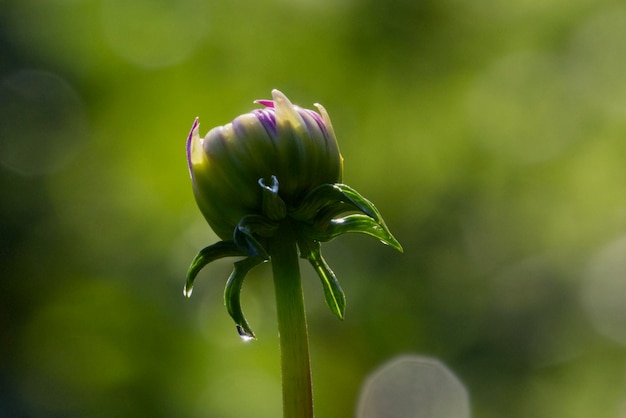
187 89 343 240
185 90 401 339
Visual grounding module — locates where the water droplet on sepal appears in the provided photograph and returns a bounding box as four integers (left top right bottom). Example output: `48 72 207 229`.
237 325 255 342
183 285 193 298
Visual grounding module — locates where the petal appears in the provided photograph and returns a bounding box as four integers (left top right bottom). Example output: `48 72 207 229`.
272 89 306 133
313 103 343 182
186 118 202 179
192 115 276 239
313 103 336 143
252 108 277 137
254 99 275 108
232 113 274 147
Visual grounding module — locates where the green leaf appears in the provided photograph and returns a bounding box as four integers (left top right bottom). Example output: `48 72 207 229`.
298 239 346 320
311 214 403 252
185 241 247 298
224 256 266 340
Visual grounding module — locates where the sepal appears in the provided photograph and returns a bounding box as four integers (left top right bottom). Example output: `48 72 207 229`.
234 215 277 259
330 183 384 222
259 175 287 221
224 257 266 340
291 183 379 222
298 238 346 320
294 183 403 252
310 214 403 252
185 241 247 298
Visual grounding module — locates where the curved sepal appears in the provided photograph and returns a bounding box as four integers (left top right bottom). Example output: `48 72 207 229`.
234 215 278 259
290 183 345 221
313 201 363 227
292 183 381 222
298 238 346 320
310 214 403 252
224 256 266 340
259 175 287 221
330 183 383 222
185 241 247 298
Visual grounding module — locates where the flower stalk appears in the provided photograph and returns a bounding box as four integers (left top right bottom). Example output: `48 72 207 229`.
270 222 313 418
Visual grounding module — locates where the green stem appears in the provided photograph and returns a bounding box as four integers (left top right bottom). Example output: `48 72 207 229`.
271 224 314 418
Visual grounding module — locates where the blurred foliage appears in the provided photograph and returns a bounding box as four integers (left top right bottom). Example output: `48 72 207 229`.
2 0 626 417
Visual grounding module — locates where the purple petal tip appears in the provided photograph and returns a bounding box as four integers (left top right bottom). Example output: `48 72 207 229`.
254 99 274 108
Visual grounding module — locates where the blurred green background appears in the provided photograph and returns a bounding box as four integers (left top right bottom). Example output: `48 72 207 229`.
2 0 626 417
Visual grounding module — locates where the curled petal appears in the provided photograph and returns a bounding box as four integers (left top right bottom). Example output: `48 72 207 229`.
298 239 346 320
224 257 266 340
186 118 202 180
254 99 275 108
273 89 306 134
313 103 337 146
185 241 247 298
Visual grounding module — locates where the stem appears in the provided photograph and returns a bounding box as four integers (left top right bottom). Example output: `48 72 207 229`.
271 224 314 418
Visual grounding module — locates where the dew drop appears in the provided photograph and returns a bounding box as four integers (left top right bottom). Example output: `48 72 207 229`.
236 325 255 342
183 285 193 298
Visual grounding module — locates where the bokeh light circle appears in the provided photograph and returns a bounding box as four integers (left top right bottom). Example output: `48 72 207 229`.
581 235 626 347
358 355 470 418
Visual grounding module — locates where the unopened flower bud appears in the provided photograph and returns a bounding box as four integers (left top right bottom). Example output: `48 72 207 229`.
185 90 401 338
187 89 343 240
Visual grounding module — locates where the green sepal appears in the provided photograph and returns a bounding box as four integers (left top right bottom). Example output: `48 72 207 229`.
185 241 247 298
259 175 287 221
310 214 403 252
291 183 378 222
234 215 277 259
313 201 360 227
330 183 388 223
298 238 346 320
224 256 266 340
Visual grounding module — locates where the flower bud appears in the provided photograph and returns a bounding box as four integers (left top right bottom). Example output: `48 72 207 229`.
185 90 401 337
187 89 343 240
